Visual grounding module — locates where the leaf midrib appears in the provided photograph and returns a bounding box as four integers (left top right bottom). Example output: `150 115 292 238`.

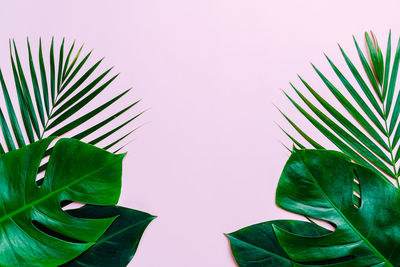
0 156 121 224
94 216 154 245
301 156 393 267
228 234 291 264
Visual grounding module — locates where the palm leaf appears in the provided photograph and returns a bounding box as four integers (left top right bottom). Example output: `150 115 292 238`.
0 38 150 266
0 38 140 157
281 30 400 184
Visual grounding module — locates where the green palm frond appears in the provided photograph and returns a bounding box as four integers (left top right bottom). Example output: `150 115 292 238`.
281 30 400 184
0 37 140 161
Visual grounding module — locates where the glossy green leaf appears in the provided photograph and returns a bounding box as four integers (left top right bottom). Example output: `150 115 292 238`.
57 38 64 92
0 69 25 148
0 38 150 266
276 150 400 265
298 76 390 161
0 108 15 151
27 38 45 127
382 31 391 100
278 107 324 149
10 49 35 143
12 40 41 138
227 220 330 267
0 137 124 266
353 36 381 100
284 91 391 177
50 37 56 105
0 38 139 155
48 89 130 137
64 205 155 267
39 38 50 116
59 50 92 92
325 55 387 141
231 149 400 266
282 32 400 181
62 44 83 82
365 32 384 86
385 37 400 117
339 45 385 120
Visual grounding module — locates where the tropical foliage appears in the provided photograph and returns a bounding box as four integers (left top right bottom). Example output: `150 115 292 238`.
0 38 153 266
0 138 123 266
280 31 400 185
228 149 400 266
1 38 140 163
64 205 155 267
228 32 400 267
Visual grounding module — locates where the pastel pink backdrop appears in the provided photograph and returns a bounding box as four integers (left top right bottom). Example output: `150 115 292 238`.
1 0 399 266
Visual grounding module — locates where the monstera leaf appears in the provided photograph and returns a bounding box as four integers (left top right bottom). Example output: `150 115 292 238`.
228 149 400 266
0 38 154 266
0 137 123 266
227 220 330 267
280 31 400 184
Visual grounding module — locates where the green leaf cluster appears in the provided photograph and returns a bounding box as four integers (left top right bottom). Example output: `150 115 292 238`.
228 149 400 266
228 32 400 267
280 31 400 185
0 39 153 266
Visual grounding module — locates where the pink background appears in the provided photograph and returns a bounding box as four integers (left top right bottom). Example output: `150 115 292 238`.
1 1 399 266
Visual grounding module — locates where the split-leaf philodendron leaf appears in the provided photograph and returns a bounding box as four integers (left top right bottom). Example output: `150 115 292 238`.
0 38 154 266
0 137 123 266
228 149 400 266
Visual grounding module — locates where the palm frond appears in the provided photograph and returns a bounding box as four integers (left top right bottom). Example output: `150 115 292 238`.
281 30 400 184
0 38 140 163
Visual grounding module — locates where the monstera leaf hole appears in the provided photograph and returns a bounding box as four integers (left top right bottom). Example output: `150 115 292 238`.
32 220 86 244
353 169 362 208
0 37 153 266
61 201 86 211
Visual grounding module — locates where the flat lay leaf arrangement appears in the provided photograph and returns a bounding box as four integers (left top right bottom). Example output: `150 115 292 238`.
280 31 400 183
227 32 400 266
0 38 154 266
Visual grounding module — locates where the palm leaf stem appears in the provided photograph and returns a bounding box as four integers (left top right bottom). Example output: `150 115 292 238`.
382 101 399 186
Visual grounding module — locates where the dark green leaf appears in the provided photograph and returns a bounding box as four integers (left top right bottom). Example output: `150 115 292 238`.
56 58 103 105
64 205 155 267
62 41 75 81
385 37 400 117
9 46 35 143
90 111 141 146
50 37 56 105
325 55 387 142
284 92 391 176
62 44 83 82
278 107 324 149
365 32 383 86
12 40 41 138
39 38 50 116
52 69 114 117
353 36 381 101
382 31 391 100
227 220 330 267
72 102 140 142
0 108 15 151
0 69 25 148
273 149 399 265
48 89 130 137
27 38 45 127
57 38 64 92
339 45 384 120
0 138 124 266
59 50 92 92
